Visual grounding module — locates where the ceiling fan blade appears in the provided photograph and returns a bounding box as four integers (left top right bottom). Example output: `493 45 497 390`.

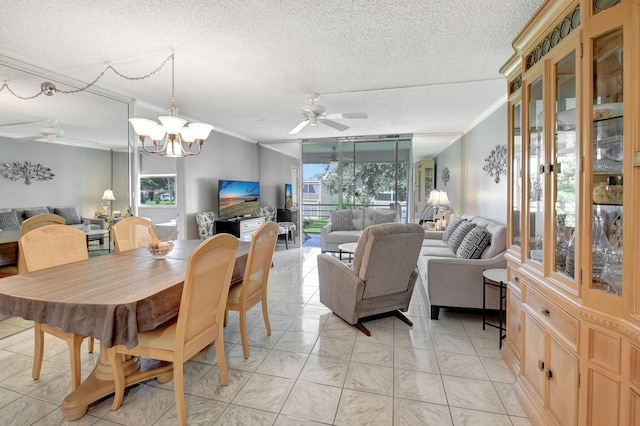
288 119 309 135
319 119 349 131
325 112 368 119
0 120 47 128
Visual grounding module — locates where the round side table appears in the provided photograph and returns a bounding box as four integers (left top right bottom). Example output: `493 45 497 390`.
337 242 358 261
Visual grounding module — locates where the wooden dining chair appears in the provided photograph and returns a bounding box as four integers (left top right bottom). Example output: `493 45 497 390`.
0 213 67 277
19 224 94 390
108 233 239 425
112 216 158 252
225 221 278 358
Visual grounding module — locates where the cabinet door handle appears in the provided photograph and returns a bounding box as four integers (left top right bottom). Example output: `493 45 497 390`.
538 359 545 371
540 306 550 317
546 368 553 380
514 276 519 282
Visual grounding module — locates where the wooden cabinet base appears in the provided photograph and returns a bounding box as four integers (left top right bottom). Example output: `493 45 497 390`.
61 345 173 420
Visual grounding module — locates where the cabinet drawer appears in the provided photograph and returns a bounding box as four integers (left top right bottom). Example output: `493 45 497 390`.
240 218 264 232
524 286 579 350
508 265 521 290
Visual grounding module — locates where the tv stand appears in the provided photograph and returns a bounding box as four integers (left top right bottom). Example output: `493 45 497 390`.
215 216 265 241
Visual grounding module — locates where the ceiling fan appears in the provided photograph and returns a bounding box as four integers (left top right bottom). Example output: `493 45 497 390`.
318 146 351 163
288 93 367 135
1 120 100 148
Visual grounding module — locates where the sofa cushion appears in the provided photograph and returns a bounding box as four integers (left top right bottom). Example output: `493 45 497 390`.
0 211 20 230
24 208 50 219
482 222 507 259
456 227 492 259
447 221 477 253
53 207 82 225
420 246 457 258
370 210 398 226
330 210 354 231
351 209 365 230
442 217 466 243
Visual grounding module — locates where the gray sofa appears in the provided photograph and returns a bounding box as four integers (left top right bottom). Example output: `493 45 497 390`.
320 208 399 253
0 206 106 241
417 214 507 319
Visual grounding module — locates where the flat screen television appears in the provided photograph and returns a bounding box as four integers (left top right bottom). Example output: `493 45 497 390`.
284 183 293 210
218 179 261 219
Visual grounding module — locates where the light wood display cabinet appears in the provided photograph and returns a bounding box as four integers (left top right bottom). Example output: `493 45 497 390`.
501 1 640 424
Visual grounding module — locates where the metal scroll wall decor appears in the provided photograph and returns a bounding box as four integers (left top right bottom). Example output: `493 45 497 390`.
1 161 55 185
441 167 450 186
483 144 507 184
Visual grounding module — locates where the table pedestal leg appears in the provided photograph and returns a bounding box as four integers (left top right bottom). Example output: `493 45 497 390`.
61 344 173 420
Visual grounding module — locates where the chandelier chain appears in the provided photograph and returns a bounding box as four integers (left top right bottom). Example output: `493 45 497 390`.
0 52 174 99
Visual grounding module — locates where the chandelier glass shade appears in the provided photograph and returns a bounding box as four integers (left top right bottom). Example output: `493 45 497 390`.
129 55 213 157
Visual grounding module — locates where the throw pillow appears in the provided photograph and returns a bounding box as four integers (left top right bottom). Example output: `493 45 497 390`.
23 208 49 219
330 210 354 231
371 211 397 225
0 211 20 230
54 207 82 225
442 217 466 242
447 221 477 253
456 227 492 259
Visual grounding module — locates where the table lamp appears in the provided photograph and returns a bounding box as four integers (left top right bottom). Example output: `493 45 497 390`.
101 189 116 218
432 190 450 227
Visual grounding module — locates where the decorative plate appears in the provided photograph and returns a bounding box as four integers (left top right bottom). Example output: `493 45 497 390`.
571 7 580 29
560 18 571 38
550 28 560 47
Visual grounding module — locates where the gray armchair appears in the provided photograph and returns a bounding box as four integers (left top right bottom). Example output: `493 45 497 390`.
195 212 216 240
317 222 425 335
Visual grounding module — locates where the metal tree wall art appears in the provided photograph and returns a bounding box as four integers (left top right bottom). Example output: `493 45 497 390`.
441 167 450 186
1 161 55 185
482 144 507 184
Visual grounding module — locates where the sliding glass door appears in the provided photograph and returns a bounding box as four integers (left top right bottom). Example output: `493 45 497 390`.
301 137 410 222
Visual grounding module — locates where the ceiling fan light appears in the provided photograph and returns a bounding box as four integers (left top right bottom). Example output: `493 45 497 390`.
158 116 187 134
128 118 157 136
149 125 166 141
188 122 213 140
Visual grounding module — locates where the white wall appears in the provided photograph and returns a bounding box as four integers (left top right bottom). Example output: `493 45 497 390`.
183 132 259 239
434 139 463 213
435 103 507 224
0 137 113 217
259 144 298 209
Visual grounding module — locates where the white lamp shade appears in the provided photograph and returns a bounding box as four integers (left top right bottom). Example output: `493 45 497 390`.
189 122 213 140
433 190 450 206
149 125 166 141
128 118 157 136
101 189 116 201
179 127 196 143
158 116 187 134
427 189 438 204
165 139 183 157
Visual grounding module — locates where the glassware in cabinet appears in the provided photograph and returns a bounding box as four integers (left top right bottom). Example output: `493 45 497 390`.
590 28 623 296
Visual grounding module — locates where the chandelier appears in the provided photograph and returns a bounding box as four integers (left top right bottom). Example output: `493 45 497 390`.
128 54 213 157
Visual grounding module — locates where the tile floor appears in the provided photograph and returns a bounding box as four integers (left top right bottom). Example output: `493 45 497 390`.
0 244 530 425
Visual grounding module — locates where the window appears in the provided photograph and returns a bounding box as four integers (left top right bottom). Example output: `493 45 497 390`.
139 175 176 206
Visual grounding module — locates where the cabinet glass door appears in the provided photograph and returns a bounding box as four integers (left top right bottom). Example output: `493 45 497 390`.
553 49 578 282
591 28 623 296
511 100 522 250
527 76 544 265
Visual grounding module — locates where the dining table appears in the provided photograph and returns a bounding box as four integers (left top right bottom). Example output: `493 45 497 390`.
0 238 249 420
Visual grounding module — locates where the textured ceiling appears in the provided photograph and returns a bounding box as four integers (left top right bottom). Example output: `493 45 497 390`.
0 0 544 159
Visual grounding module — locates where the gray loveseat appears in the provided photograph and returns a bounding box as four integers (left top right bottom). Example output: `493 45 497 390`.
0 206 106 241
417 214 507 319
320 208 399 253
